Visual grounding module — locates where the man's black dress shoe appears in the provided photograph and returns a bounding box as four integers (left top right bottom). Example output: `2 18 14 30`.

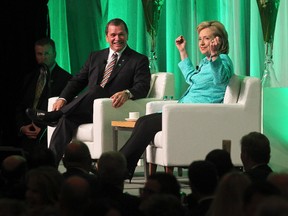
124 171 134 183
25 108 58 127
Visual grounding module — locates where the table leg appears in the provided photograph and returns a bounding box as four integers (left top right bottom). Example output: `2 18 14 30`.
112 126 118 151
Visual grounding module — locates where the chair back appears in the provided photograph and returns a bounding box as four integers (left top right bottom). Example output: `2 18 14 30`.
224 74 241 104
147 72 175 99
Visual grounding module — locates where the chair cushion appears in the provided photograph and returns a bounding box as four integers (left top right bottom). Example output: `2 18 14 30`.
75 124 93 142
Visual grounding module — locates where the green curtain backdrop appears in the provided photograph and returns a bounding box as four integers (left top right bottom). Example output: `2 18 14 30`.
48 0 288 172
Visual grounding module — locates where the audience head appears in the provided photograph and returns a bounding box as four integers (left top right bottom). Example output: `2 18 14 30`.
267 172 288 198
1 155 27 181
25 166 64 208
97 151 127 189
188 160 219 196
63 139 93 173
140 172 181 201
240 132 271 171
0 155 28 200
208 171 252 216
59 175 92 216
254 195 288 216
27 146 57 169
0 198 27 216
205 149 235 179
139 193 187 216
243 181 281 216
84 199 122 216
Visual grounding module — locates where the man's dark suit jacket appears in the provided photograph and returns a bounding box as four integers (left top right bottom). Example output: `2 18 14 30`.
15 63 72 147
59 46 151 104
245 164 273 183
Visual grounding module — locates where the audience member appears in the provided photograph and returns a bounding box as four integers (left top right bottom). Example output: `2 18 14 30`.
59 175 92 216
84 199 122 216
184 160 219 216
240 131 273 183
25 166 64 216
205 148 236 179
0 155 28 200
139 172 182 202
15 37 72 154
62 139 98 185
0 198 27 216
267 172 288 199
243 181 281 216
119 20 234 180
26 146 57 169
94 151 141 216
26 18 151 166
254 195 288 216
139 193 187 216
206 171 252 216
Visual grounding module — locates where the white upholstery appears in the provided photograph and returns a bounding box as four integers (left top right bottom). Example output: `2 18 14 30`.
47 72 175 159
145 75 262 168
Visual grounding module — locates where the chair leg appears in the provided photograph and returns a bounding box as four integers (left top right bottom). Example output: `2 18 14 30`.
165 166 174 174
149 163 157 176
148 164 176 176
143 151 149 181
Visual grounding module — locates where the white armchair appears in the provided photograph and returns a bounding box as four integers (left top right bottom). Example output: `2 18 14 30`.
47 72 175 159
145 75 261 173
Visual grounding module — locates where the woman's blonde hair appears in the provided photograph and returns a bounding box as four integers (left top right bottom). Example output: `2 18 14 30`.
197 20 229 54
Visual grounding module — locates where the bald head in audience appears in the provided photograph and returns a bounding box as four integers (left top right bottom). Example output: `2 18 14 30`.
1 155 27 180
63 139 93 173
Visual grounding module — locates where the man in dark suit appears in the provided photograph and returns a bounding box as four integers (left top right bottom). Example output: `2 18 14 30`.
15 38 72 154
26 18 151 165
240 131 273 183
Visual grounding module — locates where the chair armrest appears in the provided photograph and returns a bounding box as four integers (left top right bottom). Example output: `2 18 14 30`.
146 100 178 114
91 97 165 158
48 97 59 111
94 98 165 120
47 97 59 147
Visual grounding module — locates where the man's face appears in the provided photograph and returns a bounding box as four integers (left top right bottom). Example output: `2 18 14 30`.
106 24 128 52
35 44 56 68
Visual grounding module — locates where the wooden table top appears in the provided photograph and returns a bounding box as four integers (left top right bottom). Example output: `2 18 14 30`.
111 120 136 128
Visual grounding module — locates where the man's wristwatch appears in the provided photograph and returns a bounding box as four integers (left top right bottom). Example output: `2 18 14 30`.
124 89 132 99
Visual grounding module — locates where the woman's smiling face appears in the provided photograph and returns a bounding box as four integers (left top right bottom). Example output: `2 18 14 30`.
198 27 215 57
